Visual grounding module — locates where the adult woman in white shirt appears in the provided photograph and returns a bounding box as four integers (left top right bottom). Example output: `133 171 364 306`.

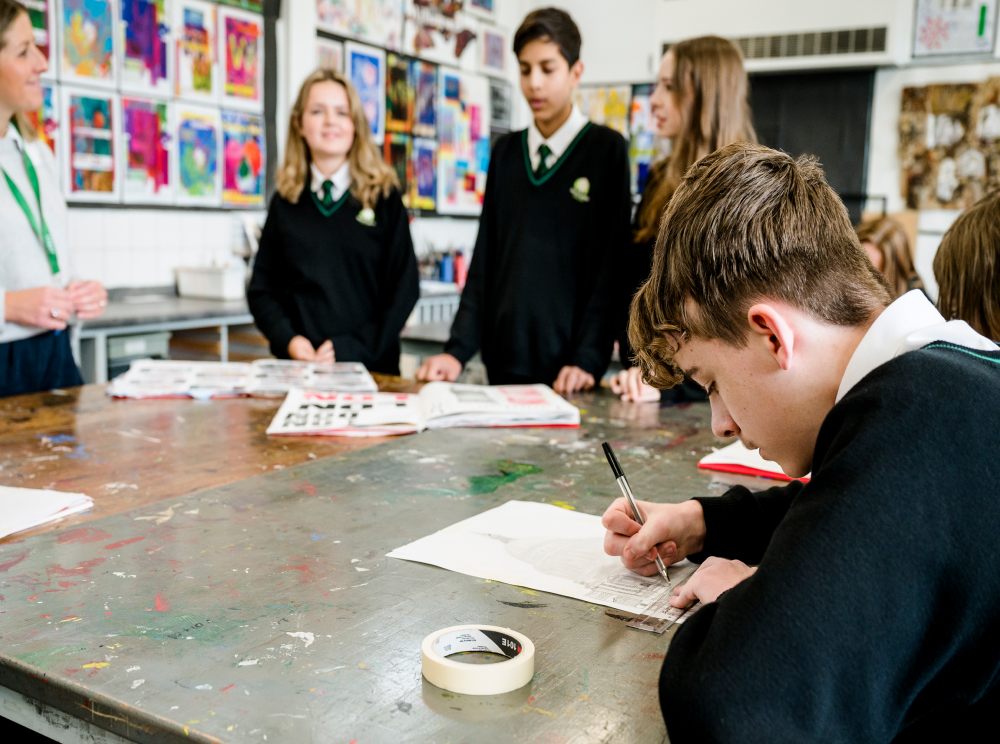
0 0 106 396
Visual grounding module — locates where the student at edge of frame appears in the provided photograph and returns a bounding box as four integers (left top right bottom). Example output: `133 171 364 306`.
609 36 756 404
248 68 419 375
415 7 631 393
0 0 108 398
601 143 1000 742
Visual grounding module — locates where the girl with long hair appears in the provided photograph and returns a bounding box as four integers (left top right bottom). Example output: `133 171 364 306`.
856 217 925 300
1 0 107 397
248 68 418 374
610 36 756 401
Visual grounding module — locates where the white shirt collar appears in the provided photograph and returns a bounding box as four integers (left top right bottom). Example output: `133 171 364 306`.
527 105 589 170
836 290 999 403
2 120 24 149
310 161 351 200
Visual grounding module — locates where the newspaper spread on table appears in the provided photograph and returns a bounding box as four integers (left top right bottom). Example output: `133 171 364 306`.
107 360 378 399
265 383 581 436
387 501 698 624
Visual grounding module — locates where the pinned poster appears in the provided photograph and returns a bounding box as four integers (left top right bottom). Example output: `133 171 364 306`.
175 103 221 206
59 0 116 87
411 137 436 211
25 83 59 158
914 0 998 57
384 132 411 206
480 25 508 76
386 53 413 133
218 6 263 111
174 0 217 102
24 0 56 77
436 69 490 216
346 41 386 145
316 0 403 51
411 59 437 138
222 109 264 208
403 0 479 71
574 85 631 139
628 83 656 195
119 96 173 204
61 87 118 202
119 0 173 96
317 37 343 72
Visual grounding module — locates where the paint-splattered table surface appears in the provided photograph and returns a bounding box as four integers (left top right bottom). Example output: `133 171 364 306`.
0 377 418 545
0 391 765 743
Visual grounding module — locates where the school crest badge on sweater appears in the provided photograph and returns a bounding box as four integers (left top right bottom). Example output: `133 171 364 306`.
570 177 590 202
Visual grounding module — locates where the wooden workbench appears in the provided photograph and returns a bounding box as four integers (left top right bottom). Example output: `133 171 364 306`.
0 386 758 743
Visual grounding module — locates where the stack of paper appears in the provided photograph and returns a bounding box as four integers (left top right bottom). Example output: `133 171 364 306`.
266 383 581 437
107 360 378 399
0 486 94 540
698 440 810 482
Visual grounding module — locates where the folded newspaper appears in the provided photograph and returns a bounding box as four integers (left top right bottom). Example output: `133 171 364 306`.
107 359 378 399
0 486 94 540
265 382 581 436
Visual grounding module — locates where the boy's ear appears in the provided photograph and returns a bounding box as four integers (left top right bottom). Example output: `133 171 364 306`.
569 59 584 88
746 303 795 371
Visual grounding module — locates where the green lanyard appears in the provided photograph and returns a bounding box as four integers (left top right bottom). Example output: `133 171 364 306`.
2 144 60 276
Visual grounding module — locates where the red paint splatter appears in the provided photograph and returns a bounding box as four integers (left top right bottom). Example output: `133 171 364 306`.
293 484 318 496
154 594 170 611
280 565 309 573
40 614 50 619
0 550 30 573
27 595 37 601
45 557 105 579
65 669 79 675
103 537 145 550
221 684 234 692
57 528 112 545
61 615 78 621
58 581 77 588
105 612 112 615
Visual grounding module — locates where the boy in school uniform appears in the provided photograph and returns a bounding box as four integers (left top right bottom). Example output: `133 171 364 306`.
416 8 631 392
602 143 1000 742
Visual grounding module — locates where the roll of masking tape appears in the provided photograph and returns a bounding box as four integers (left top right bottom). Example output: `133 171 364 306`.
421 625 535 695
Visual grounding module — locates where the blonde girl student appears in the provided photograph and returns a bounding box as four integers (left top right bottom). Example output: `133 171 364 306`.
1 0 107 397
856 216 925 300
609 36 756 402
248 69 418 374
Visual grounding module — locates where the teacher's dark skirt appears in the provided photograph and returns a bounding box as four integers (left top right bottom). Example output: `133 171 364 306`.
0 330 83 398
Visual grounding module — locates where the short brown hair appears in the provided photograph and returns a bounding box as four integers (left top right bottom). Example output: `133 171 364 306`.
933 190 1000 341
629 143 892 388
855 217 924 300
514 8 581 67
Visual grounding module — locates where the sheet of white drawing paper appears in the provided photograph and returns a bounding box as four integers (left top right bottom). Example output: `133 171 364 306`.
387 500 696 622
0 486 94 539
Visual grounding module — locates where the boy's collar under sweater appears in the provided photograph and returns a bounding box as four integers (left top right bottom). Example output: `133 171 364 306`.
836 289 999 403
527 104 589 171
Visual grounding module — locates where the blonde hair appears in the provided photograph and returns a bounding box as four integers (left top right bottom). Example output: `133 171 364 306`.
933 190 1000 341
856 217 924 300
276 68 398 208
0 0 36 141
634 36 756 244
630 144 891 389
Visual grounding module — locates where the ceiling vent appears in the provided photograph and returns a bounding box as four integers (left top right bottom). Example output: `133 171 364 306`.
663 27 888 61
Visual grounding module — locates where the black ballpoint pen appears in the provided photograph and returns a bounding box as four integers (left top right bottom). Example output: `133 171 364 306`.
602 441 671 586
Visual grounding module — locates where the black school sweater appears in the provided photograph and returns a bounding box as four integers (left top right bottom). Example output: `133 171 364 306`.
444 123 631 384
660 342 1000 743
247 187 418 375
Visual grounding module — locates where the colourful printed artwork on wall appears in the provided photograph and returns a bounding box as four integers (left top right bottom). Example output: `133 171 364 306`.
384 132 411 207
219 8 263 110
411 136 437 210
24 0 53 69
411 59 437 138
26 84 58 156
120 0 171 95
481 28 506 74
222 109 264 208
899 77 1000 209
61 0 115 85
63 88 117 200
121 96 172 203
176 104 221 205
175 0 217 101
628 83 656 195
346 41 386 144
317 37 344 72
913 0 998 57
574 86 632 139
436 69 489 216
386 53 413 133
403 0 479 71
317 0 403 51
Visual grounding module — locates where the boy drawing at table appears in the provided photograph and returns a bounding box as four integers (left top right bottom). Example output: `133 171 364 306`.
416 8 631 392
602 143 1000 742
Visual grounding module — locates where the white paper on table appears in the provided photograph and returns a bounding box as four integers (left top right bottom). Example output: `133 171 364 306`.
0 486 94 539
387 501 697 622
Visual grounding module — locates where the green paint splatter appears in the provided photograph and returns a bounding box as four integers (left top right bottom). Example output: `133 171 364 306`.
15 646 88 666
466 460 542 495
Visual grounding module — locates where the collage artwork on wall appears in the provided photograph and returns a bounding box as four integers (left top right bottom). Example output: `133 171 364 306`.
22 0 265 208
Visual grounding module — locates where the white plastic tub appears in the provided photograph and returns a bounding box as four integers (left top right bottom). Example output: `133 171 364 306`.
176 266 246 300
